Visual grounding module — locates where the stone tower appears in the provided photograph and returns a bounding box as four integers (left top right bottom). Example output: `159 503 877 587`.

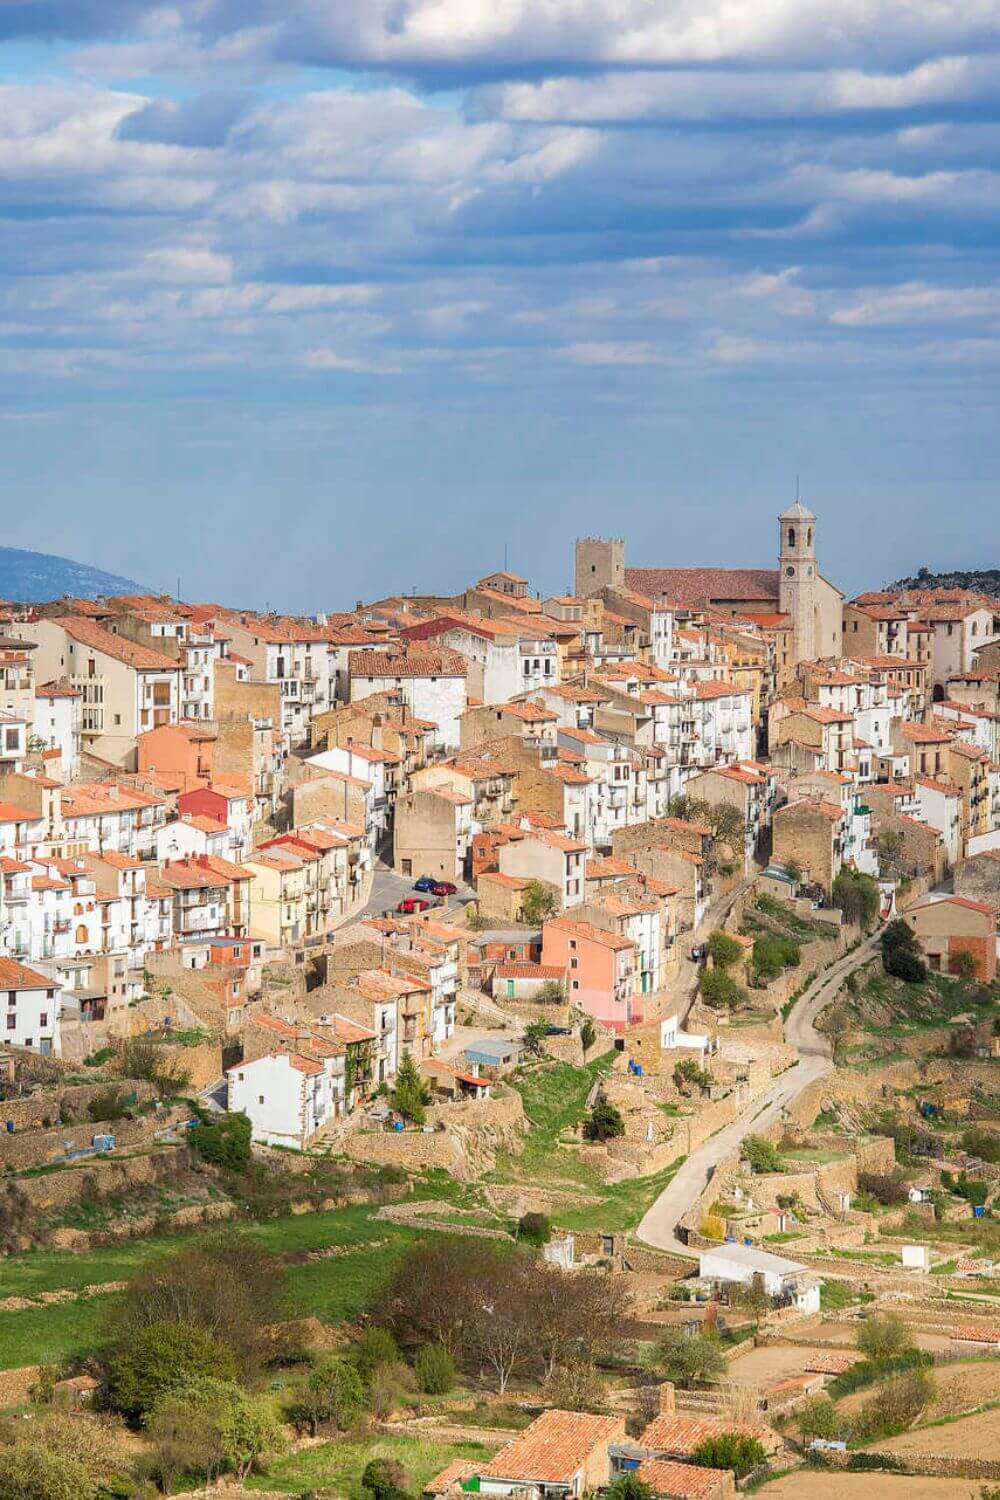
575 537 625 599
778 499 817 663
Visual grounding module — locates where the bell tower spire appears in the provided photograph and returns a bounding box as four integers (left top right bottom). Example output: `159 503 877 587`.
778 497 817 663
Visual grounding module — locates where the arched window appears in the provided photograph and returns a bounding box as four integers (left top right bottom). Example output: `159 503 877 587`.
75 923 88 944
73 902 83 916
787 527 796 548
807 528 813 547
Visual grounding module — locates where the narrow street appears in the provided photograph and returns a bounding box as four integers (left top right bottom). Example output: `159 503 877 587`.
636 929 882 1255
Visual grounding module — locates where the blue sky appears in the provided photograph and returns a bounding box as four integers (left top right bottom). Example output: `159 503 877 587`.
1 2 998 610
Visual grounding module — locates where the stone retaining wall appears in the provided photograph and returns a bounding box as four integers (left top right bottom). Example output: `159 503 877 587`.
15 1142 191 1209
0 1106 186 1171
1 1078 157 1130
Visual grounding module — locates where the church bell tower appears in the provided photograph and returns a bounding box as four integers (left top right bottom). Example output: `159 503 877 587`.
778 498 817 663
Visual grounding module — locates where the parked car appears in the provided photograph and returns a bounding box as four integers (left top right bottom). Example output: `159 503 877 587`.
430 880 457 896
413 875 438 893
398 896 432 914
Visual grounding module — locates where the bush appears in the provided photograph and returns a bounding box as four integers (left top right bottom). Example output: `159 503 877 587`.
283 1355 364 1436
606 1475 654 1500
189 1108 252 1170
692 1433 767 1479
535 979 565 1004
85 1086 131 1123
659 1330 726 1388
546 1358 606 1412
674 1058 711 1091
752 932 800 981
0 1446 93 1500
708 931 743 970
580 1017 597 1053
0 1412 128 1500
851 1366 934 1443
106 1318 235 1422
362 1458 409 1500
583 1100 625 1141
742 1135 785 1174
797 1395 841 1443
521 880 557 925
353 1326 400 1383
117 1037 191 1096
517 1211 551 1246
523 1019 551 1058
881 919 927 983
415 1344 456 1395
699 967 746 1010
942 1170 988 1206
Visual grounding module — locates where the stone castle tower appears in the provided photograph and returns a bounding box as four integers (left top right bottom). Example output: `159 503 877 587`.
778 498 817 663
575 536 625 598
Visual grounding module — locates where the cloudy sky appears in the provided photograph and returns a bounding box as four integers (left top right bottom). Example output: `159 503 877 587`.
2 1 999 609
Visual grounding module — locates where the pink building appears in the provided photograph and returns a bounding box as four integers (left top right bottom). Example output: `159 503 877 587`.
541 916 637 1033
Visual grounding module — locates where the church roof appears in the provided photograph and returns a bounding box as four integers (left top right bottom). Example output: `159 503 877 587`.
780 498 815 522
625 567 780 606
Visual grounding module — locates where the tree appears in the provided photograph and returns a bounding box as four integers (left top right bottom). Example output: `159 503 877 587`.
674 1058 711 1092
751 933 800 982
692 1433 767 1479
606 1475 654 1500
148 1387 231 1489
379 1239 520 1357
782 859 803 884
708 931 743 970
363 1458 410 1500
951 949 978 981
797 1394 841 1443
189 1107 252 1169
699 968 746 1009
522 1018 550 1058
832 869 880 929
857 1171 909 1207
824 1004 852 1065
522 879 557 925
529 1264 633 1382
106 1317 235 1421
659 1330 726 1388
0 1447 91 1500
580 1017 597 1053
284 1355 364 1436
583 1099 625 1141
536 979 565 1004
962 1128 1000 1164
742 1135 785 1174
415 1344 456 1394
103 1229 285 1378
117 1036 191 1095
393 1049 430 1124
874 828 906 880
856 1313 913 1362
517 1211 551 1246
881 919 926 983
0 1413 128 1500
353 1326 400 1383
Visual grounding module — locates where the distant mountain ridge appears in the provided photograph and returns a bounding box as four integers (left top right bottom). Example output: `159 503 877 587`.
886 565 1000 598
0 545 142 603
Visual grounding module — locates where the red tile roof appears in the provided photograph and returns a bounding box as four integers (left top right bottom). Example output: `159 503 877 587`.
0 957 55 990
480 1410 625 1484
626 566 779 606
49 616 180 672
635 1458 732 1500
640 1413 774 1454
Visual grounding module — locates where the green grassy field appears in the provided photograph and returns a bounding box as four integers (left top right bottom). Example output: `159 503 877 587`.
249 1433 494 1496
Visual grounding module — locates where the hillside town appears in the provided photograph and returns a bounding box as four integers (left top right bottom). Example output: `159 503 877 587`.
2 505 1000 1500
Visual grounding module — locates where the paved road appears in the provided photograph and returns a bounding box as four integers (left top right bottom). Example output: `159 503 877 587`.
636 929 882 1255
359 859 477 922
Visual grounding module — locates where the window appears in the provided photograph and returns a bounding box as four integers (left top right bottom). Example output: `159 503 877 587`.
114 714 121 726
258 1094 265 1104
572 979 579 990
5 1015 14 1030
39 1013 47 1028
787 527 796 547
46 989 55 1000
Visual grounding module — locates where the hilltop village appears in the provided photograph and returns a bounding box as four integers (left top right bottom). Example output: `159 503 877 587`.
1 504 1000 1500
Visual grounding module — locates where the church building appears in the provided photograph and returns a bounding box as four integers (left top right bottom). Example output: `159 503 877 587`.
575 501 843 665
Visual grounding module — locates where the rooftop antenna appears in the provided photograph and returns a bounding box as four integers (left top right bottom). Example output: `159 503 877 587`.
503 541 508 572
795 473 800 502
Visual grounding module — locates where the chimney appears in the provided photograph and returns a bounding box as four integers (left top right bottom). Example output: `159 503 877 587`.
658 1381 675 1415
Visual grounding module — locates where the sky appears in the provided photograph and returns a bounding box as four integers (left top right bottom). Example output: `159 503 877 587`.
2 2 999 612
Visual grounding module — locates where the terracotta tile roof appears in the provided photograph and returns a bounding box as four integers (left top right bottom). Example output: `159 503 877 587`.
49 615 180 671
738 611 791 630
626 566 779 606
350 648 468 679
36 676 80 698
952 1324 1000 1344
545 917 632 951
661 815 712 836
481 1410 625 1484
0 800 35 823
0 957 55 990
477 871 530 890
587 857 642 879
635 1459 732 1499
912 894 995 917
900 720 954 743
640 1413 773 1454
424 1459 477 1495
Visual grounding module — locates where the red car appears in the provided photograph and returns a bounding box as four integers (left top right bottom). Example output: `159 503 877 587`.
397 896 432 914
431 881 457 896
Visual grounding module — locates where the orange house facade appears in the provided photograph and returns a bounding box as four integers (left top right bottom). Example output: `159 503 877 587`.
541 916 638 1033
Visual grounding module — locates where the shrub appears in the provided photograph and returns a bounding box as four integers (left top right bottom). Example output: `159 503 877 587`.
851 1366 934 1443
523 1019 550 1058
517 1211 551 1246
85 1086 131 1123
580 1017 597 1053
189 1108 252 1170
708 931 743 970
942 1170 988 1206
368 1360 414 1420
117 1037 191 1095
283 1355 364 1436
415 1344 456 1395
832 870 880 928
536 979 565 1004
699 967 746 1010
362 1458 409 1500
692 1433 767 1479
700 1213 726 1241
583 1100 625 1141
0 1412 128 1500
658 1330 726 1388
606 1475 654 1500
0 1446 92 1500
742 1135 785 1174
752 932 800 981
353 1326 400 1383
546 1358 606 1411
797 1395 841 1443
106 1318 235 1421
